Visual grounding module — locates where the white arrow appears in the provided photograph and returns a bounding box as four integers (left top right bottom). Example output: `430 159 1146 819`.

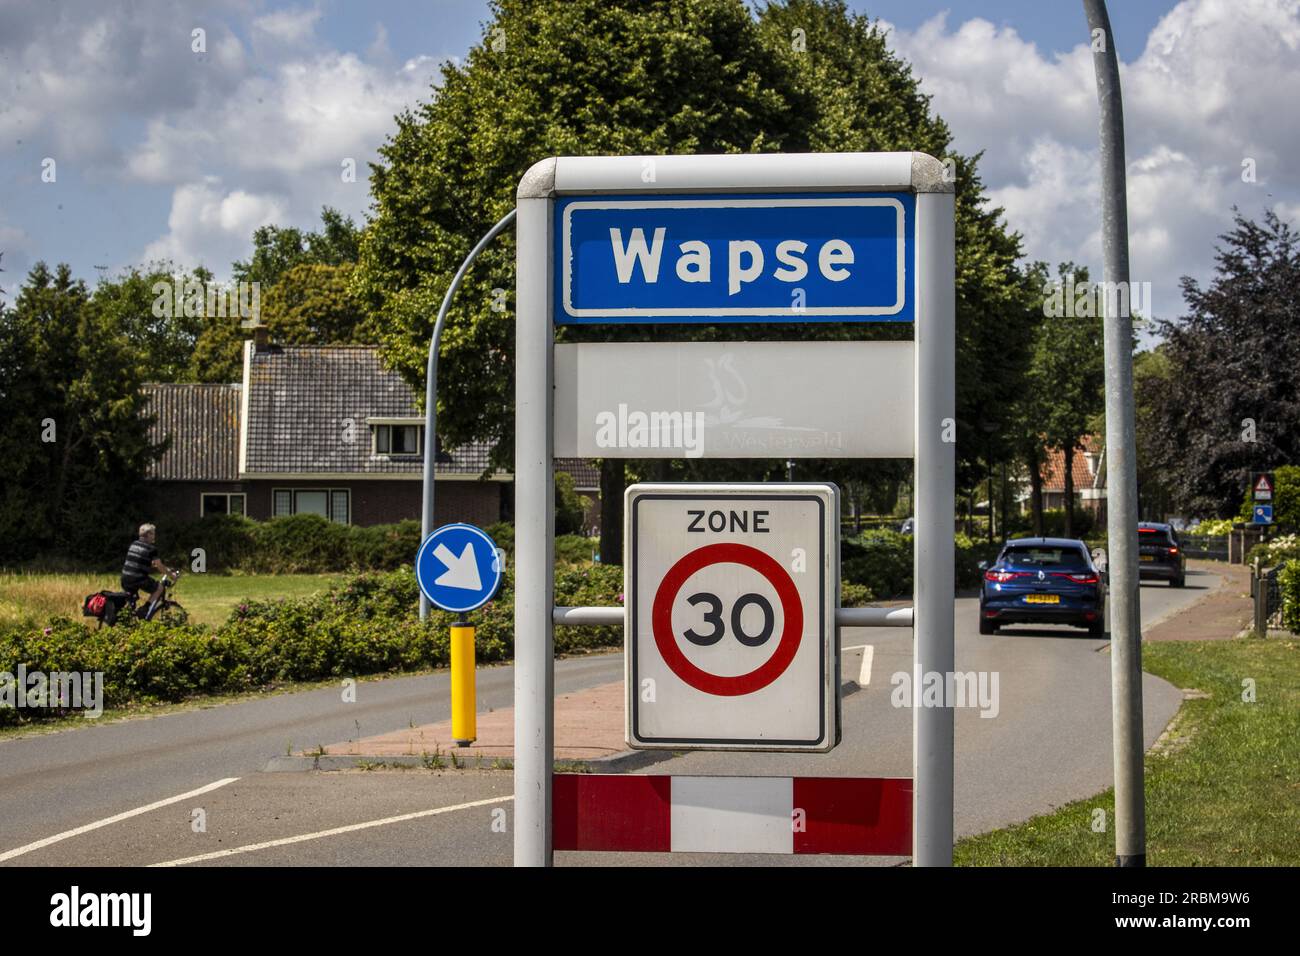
433 542 483 591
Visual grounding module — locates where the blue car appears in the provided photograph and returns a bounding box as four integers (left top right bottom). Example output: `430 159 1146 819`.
978 537 1105 636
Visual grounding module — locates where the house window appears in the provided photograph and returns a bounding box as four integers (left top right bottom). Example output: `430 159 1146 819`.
272 488 351 524
202 493 246 517
296 490 329 517
374 424 422 456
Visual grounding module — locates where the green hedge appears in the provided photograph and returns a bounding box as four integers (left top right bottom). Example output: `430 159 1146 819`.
162 514 604 575
1280 563 1300 634
164 514 422 574
1003 508 1097 539
0 563 625 725
2 556 881 724
840 530 1000 598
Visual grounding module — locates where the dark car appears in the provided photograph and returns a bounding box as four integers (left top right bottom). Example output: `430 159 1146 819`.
978 537 1104 636
1138 521 1186 587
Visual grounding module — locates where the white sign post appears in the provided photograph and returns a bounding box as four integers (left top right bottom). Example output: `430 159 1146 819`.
626 483 838 751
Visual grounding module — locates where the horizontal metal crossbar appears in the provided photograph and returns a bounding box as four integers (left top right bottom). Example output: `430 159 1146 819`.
552 605 914 628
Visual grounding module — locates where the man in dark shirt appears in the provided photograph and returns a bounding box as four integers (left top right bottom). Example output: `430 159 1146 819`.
122 523 176 615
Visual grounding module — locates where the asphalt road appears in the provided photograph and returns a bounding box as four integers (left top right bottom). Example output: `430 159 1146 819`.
0 569 1219 867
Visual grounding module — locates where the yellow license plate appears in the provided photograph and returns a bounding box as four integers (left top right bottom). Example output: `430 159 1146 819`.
1025 594 1060 604
1140 555 1155 562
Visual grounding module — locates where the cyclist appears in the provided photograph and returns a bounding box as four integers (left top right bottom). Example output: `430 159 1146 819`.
121 523 178 618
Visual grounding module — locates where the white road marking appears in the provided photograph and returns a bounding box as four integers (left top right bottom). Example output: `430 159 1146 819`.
149 794 514 867
857 644 874 687
0 777 239 863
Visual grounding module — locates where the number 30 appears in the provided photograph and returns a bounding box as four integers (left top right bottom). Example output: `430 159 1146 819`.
683 592 775 647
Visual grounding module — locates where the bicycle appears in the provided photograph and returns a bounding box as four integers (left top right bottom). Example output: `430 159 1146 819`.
133 571 186 623
83 571 186 628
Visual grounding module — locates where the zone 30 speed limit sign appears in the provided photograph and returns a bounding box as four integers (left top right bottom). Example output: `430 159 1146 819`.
625 483 839 752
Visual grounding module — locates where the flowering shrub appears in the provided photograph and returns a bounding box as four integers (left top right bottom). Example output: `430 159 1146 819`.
1246 533 1300 567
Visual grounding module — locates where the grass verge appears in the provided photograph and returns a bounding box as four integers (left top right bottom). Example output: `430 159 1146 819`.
955 636 1300 866
0 571 348 629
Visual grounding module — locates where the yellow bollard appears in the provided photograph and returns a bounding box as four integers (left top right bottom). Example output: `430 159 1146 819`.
450 620 476 746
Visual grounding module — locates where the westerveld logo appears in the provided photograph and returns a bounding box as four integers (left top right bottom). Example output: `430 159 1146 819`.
49 886 151 936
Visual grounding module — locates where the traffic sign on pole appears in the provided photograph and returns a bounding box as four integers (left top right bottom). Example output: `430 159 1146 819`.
1252 472 1275 502
514 151 955 867
626 483 838 751
1253 504 1274 525
415 523 503 613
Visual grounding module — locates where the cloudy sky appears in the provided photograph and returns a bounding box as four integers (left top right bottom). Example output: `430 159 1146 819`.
2 0 1297 329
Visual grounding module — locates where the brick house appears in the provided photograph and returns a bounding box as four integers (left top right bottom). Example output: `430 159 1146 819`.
143 335 511 527
1019 434 1107 518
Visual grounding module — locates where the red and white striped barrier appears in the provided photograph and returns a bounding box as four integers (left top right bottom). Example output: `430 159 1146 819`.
553 775 912 855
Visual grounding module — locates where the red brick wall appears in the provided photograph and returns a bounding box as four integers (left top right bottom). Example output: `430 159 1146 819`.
146 481 247 523
147 479 505 528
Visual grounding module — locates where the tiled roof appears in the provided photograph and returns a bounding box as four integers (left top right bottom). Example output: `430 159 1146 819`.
143 383 241 481
1041 435 1104 493
243 344 501 477
556 458 600 490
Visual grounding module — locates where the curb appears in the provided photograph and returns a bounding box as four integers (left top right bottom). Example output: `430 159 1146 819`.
262 747 679 774
264 681 864 773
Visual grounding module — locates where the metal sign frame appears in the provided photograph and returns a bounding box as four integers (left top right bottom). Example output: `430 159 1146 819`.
514 152 954 867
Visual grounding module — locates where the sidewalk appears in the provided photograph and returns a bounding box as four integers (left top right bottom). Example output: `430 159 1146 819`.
1143 560 1252 642
317 680 627 764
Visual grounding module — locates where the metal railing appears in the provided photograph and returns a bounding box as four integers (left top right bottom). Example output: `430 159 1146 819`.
553 605 914 628
1180 534 1229 561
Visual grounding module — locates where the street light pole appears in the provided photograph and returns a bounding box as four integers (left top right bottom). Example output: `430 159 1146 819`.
1083 0 1145 867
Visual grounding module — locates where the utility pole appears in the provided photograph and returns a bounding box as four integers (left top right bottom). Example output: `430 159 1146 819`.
1083 0 1145 867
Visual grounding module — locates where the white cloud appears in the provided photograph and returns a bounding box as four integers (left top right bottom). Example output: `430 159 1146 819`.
0 214 34 298
128 49 439 275
142 182 288 272
252 6 324 45
882 0 1300 324
0 0 248 168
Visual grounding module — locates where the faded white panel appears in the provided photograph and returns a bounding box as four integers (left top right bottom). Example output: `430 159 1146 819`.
670 776 794 854
554 340 913 458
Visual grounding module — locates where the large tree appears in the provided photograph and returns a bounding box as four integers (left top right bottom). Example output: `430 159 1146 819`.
356 0 1032 560
190 208 366 383
1143 209 1300 517
91 264 207 383
0 263 162 563
1033 263 1105 537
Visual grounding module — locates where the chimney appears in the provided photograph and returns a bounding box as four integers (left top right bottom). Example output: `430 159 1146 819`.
253 325 270 350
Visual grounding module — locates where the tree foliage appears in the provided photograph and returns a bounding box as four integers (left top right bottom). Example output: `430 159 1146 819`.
355 0 1035 558
1142 209 1300 517
190 208 365 382
0 263 162 562
91 264 208 383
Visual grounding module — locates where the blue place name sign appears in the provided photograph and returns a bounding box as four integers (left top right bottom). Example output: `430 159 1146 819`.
555 192 915 325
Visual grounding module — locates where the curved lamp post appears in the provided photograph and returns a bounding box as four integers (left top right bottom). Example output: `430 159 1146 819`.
420 207 518 619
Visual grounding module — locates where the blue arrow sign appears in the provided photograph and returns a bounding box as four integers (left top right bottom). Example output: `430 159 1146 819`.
555 192 915 324
1253 505 1274 525
416 523 503 613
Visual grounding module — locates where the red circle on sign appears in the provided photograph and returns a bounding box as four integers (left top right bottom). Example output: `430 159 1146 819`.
651 542 804 697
